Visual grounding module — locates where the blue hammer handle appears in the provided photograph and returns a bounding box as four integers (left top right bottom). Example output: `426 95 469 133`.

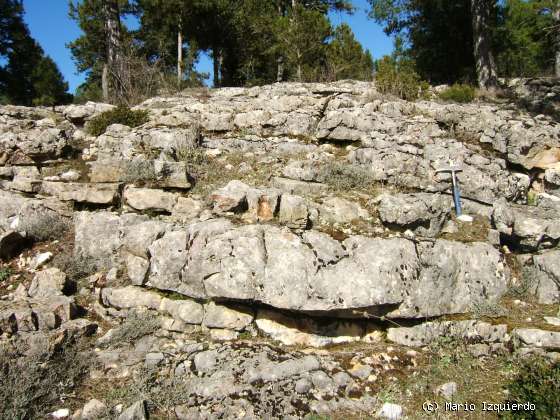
451 172 462 217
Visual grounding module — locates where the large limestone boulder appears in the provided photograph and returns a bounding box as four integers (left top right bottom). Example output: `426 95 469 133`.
136 222 509 319
101 286 162 310
255 309 365 347
514 328 560 350
62 102 115 123
523 250 560 304
123 186 179 213
278 194 309 229
41 181 119 205
317 197 369 224
492 198 560 251
349 139 526 205
387 320 508 347
377 193 451 237
28 268 69 298
209 180 280 221
202 302 254 331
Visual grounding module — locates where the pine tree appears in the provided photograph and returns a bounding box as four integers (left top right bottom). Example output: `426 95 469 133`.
1 0 71 105
368 0 477 84
275 4 331 82
134 0 203 86
326 23 374 81
495 0 555 77
68 0 134 102
31 56 73 106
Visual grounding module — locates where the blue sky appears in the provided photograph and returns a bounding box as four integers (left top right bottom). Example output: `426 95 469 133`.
22 0 394 93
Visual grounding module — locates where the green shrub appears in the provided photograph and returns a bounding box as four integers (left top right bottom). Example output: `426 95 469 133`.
375 56 428 101
0 334 92 419
100 311 160 348
19 211 70 242
122 160 157 184
502 357 560 419
439 83 475 103
0 267 12 282
320 161 377 192
87 106 149 136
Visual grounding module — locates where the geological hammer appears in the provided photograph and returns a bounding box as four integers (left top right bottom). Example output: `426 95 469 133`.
436 161 463 217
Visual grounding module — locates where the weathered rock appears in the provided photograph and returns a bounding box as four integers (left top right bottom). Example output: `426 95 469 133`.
74 211 155 269
271 176 328 196
41 181 119 205
378 402 403 420
377 193 451 237
81 399 108 420
387 320 508 347
124 252 150 285
124 186 179 213
349 138 526 205
172 197 203 221
121 219 168 258
529 250 560 304
278 194 309 229
28 268 68 298
209 180 249 214
318 196 369 224
514 328 560 350
202 302 253 331
63 102 114 123
6 166 41 193
101 286 162 310
118 400 147 420
436 382 458 400
492 198 560 250
209 180 280 221
194 350 219 373
247 355 320 383
392 240 509 318
301 230 347 265
74 211 121 266
255 309 363 347
160 297 204 325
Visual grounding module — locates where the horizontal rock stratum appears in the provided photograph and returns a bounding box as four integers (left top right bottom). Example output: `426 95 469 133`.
75 211 509 319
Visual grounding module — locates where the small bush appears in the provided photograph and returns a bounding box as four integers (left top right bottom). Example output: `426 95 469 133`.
502 357 560 419
87 106 149 137
0 267 12 282
122 160 157 184
320 161 377 192
19 211 70 242
53 251 99 281
175 144 208 167
100 311 160 348
439 83 475 103
0 334 93 419
375 56 429 101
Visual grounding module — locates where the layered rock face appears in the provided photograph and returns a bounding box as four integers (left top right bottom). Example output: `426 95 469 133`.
1 81 559 418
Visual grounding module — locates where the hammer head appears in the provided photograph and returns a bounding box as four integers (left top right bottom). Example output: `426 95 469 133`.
436 165 463 174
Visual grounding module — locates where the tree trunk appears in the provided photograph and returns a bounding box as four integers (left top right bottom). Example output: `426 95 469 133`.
102 63 109 102
213 48 221 87
471 0 498 90
555 6 560 77
276 56 284 83
177 28 183 85
103 0 122 102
